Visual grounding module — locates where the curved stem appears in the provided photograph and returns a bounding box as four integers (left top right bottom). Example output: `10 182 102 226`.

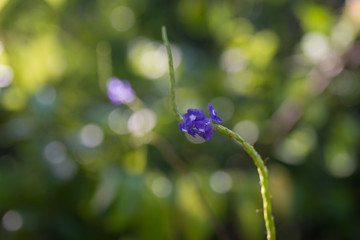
212 123 276 240
162 26 275 240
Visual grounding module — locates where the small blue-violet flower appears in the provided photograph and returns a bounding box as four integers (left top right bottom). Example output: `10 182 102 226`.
178 121 197 137
182 109 209 126
208 103 223 123
106 77 135 104
194 121 213 140
178 103 221 141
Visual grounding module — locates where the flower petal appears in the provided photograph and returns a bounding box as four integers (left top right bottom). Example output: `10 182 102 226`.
208 103 223 123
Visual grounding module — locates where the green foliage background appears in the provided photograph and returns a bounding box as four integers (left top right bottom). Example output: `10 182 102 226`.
0 0 359 239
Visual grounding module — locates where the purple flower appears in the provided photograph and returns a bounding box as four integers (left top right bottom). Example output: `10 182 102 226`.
208 103 222 123
178 103 221 141
106 77 135 104
178 121 196 137
194 121 213 140
182 109 209 126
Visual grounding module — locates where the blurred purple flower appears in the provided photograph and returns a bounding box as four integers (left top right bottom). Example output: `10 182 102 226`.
106 77 135 104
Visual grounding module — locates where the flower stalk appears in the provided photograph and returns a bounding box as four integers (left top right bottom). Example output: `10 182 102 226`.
211 123 276 240
162 26 276 240
161 26 182 122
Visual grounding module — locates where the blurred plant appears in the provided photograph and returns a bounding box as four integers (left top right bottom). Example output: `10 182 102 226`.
162 27 276 240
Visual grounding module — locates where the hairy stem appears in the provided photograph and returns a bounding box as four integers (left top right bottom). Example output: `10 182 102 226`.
212 123 276 240
161 26 182 122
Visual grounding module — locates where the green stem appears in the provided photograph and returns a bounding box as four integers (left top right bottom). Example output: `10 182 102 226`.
212 123 276 240
162 26 182 122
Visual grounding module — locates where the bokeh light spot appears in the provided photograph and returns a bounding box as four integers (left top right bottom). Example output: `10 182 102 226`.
234 120 259 144
331 18 357 50
2 210 23 232
51 160 77 180
248 30 279 68
210 171 232 194
0 65 13 88
127 109 156 137
326 152 356 178
139 44 167 79
152 176 172 198
276 126 317 165
35 85 56 105
80 124 104 147
220 47 248 74
108 108 131 135
110 6 135 32
301 32 329 62
128 39 182 79
2 87 26 111
226 70 253 95
211 97 234 121
44 141 66 164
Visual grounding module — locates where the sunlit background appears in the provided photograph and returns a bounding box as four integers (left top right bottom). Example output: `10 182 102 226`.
0 0 360 239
